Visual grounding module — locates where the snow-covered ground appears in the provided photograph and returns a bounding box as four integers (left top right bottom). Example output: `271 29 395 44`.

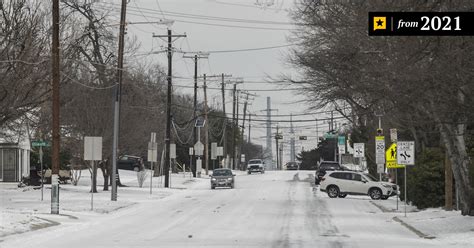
1 170 473 247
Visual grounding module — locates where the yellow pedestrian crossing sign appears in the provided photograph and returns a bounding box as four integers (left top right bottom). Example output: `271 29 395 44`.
386 143 405 168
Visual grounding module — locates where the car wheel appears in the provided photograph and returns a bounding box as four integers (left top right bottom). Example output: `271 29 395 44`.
211 186 215 190
369 188 382 200
248 171 251 174
327 185 339 198
230 183 234 189
338 193 347 198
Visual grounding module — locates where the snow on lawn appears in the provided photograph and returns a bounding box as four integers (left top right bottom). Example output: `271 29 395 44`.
0 169 214 238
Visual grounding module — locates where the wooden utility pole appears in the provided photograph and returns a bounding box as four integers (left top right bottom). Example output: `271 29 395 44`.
275 125 280 170
231 84 237 170
51 0 60 214
203 74 209 175
221 74 226 159
153 30 186 187
183 53 208 177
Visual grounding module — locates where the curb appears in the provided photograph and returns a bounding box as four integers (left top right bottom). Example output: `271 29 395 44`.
393 216 436 239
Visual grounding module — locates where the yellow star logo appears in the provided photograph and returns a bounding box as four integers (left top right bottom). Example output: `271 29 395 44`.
373 17 386 31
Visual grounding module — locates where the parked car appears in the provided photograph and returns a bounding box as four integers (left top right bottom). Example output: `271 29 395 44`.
210 168 235 189
314 161 342 185
320 171 396 200
247 159 265 174
285 162 299 170
117 155 144 171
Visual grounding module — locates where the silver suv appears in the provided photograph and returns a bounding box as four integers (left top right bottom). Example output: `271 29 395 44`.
211 169 235 189
247 159 265 174
320 171 396 200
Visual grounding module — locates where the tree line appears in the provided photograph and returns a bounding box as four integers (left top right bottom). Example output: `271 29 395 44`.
289 0 474 215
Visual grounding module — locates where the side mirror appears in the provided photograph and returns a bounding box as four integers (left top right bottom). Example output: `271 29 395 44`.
362 179 368 183
233 174 236 176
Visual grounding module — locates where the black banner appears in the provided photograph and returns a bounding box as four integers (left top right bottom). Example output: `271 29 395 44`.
368 12 474 36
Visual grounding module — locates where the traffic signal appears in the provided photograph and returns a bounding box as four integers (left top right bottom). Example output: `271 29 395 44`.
376 128 383 136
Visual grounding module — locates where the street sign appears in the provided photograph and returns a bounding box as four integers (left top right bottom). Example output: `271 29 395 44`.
211 142 217 160
32 141 49 147
377 163 384 174
189 147 194 156
241 154 245 163
386 143 404 169
217 147 223 157
338 136 345 145
195 117 206 127
353 143 365 158
390 129 398 142
147 142 158 162
375 136 385 164
194 141 204 156
397 141 415 165
84 136 102 161
323 133 336 139
170 144 176 159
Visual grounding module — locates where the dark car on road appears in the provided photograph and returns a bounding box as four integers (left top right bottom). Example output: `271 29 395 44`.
285 162 299 170
211 168 235 189
117 155 144 171
315 161 342 185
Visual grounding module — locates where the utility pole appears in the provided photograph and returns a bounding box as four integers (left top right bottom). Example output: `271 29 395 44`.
275 125 280 170
248 114 251 144
153 30 186 187
203 74 209 175
231 84 237 170
51 0 60 214
183 53 209 177
221 74 227 160
111 0 128 201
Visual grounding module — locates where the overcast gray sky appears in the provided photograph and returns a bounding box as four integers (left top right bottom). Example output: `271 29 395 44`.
98 0 339 161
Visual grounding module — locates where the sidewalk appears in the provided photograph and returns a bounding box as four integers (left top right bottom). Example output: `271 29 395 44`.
371 197 474 246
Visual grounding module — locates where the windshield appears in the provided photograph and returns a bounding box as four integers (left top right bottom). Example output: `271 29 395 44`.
212 170 232 176
364 173 378 181
248 159 262 164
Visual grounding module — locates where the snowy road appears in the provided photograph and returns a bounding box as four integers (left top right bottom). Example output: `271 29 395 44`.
2 171 446 247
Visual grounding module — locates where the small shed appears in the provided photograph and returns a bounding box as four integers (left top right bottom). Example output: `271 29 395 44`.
0 141 30 182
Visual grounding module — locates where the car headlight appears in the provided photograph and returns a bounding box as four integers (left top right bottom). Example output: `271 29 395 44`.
211 178 217 181
227 178 233 181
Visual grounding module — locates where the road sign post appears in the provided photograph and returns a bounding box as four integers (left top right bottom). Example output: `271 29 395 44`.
84 136 103 211
375 136 385 179
397 141 415 217
32 140 49 202
148 132 157 195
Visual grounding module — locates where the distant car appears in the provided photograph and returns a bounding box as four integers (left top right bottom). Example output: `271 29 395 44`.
117 155 144 171
211 168 235 189
320 171 396 200
285 162 299 170
247 159 265 174
315 161 342 185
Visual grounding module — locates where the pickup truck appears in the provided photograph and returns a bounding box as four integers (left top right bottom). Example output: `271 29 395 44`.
247 159 265 174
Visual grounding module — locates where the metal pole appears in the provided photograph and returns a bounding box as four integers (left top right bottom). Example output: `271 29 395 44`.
150 161 153 195
91 160 94 211
40 146 44 201
193 55 198 178
396 169 398 210
404 166 407 217
378 116 382 181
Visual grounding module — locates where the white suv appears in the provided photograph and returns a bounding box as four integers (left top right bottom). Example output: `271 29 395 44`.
320 171 396 200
